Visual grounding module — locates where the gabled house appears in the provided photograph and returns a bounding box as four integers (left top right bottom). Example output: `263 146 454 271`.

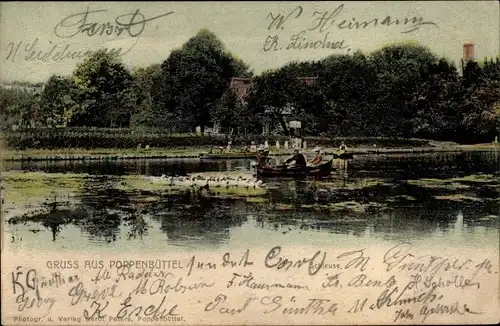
227 76 319 135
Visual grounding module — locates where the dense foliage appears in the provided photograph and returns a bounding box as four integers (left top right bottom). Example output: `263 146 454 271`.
1 30 499 146
1 128 430 150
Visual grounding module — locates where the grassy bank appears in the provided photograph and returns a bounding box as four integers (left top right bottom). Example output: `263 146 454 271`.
2 143 499 162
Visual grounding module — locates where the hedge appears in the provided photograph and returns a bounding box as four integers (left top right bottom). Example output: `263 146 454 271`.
0 128 432 150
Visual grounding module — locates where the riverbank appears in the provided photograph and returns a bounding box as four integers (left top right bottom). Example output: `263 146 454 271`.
1 143 499 162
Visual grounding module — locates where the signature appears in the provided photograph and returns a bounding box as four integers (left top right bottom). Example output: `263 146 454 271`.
264 4 437 53
53 7 174 38
383 242 474 277
67 281 122 306
264 246 326 276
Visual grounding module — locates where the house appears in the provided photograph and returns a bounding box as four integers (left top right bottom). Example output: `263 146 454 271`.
228 76 319 135
228 76 318 100
229 77 252 102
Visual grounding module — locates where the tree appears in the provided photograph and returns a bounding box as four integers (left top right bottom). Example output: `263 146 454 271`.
211 89 253 134
154 29 251 132
129 64 162 128
318 51 376 136
368 43 440 137
40 75 77 127
406 59 462 140
247 68 308 136
0 87 41 130
458 59 500 142
70 50 134 127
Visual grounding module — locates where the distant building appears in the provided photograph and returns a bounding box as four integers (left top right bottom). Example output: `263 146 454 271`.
0 82 44 94
229 77 252 103
461 43 475 75
227 76 319 135
463 43 474 62
228 76 318 101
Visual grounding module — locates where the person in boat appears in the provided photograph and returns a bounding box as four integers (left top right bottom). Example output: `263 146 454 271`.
256 146 270 167
285 149 307 168
339 141 348 151
308 147 323 166
250 141 257 152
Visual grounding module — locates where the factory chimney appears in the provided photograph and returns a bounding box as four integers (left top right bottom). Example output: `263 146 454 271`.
463 43 474 62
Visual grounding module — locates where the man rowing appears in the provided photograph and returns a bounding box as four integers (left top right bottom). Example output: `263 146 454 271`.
285 149 307 168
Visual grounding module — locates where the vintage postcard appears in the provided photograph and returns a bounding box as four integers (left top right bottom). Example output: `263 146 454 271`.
1 1 499 325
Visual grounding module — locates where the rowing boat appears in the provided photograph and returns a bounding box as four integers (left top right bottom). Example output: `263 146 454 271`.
199 150 269 160
331 150 354 159
256 159 334 178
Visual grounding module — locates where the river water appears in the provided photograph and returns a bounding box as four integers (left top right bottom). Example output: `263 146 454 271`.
3 151 499 254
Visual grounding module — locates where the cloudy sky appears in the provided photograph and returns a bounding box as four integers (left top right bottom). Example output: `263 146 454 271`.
1 1 498 82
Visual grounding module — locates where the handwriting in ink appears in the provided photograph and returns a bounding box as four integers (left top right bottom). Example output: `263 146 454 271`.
129 275 214 297
267 6 303 30
394 308 414 322
10 267 59 315
383 243 473 277
264 246 326 276
205 294 258 315
420 301 481 322
83 300 109 320
186 255 217 277
67 282 122 306
227 272 310 291
221 249 254 268
260 296 339 316
53 7 174 39
116 295 180 319
4 38 136 64
336 249 370 271
309 4 437 34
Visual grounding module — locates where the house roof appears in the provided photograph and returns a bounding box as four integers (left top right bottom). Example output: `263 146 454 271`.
229 77 251 101
229 76 318 101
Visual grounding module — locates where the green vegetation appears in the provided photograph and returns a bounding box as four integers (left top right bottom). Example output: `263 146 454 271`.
1 129 437 151
2 172 87 204
1 29 499 147
407 174 498 190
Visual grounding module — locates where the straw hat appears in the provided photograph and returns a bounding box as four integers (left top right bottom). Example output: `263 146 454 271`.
313 146 321 152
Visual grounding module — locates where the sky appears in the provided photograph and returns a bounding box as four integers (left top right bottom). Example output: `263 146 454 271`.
1 1 499 83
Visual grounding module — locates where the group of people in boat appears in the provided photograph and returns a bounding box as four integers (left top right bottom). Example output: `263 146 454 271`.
256 147 322 169
256 141 348 169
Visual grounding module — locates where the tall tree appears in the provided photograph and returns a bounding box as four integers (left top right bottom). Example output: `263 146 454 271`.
369 43 439 137
70 50 134 127
406 59 462 140
154 29 251 132
459 58 500 142
247 68 307 136
40 75 77 127
319 51 376 136
129 64 162 128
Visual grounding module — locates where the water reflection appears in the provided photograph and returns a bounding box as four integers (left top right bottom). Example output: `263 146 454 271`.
4 152 499 251
6 158 251 176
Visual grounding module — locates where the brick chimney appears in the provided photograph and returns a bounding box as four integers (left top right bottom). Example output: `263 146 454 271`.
463 43 474 61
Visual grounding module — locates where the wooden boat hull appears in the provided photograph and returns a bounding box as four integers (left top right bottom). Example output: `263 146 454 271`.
256 159 334 178
200 150 269 160
332 151 354 159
